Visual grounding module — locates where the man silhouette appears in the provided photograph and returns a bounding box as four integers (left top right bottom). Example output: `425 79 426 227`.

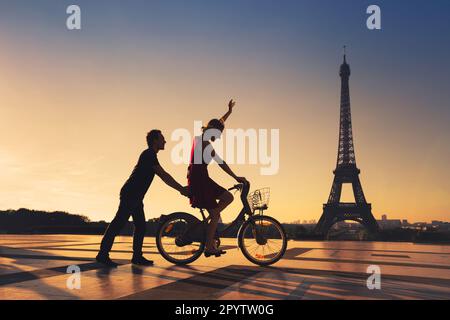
96 130 188 267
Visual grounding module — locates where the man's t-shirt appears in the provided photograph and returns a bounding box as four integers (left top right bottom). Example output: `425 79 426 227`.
121 149 159 200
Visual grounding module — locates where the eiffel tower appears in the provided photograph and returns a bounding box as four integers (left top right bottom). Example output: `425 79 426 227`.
315 49 379 236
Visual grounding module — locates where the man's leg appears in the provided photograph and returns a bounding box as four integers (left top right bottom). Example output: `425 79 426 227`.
130 202 153 265
98 200 131 258
131 202 146 257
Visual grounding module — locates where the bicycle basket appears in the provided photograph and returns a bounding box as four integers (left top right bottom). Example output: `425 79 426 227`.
247 188 270 212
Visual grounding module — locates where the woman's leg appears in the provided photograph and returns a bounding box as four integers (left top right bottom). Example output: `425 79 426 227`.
206 191 234 251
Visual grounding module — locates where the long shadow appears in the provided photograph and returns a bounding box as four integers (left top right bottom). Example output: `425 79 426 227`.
120 265 261 300
0 239 76 246
22 247 160 255
274 265 450 289
0 246 80 299
282 248 450 270
216 264 450 300
0 245 128 299
32 241 130 249
286 275 450 300
291 245 450 256
124 264 303 300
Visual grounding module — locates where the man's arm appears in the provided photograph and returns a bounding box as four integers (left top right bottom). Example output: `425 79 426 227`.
154 165 189 196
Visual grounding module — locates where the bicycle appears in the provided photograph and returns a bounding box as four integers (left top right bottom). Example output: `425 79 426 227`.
155 181 287 266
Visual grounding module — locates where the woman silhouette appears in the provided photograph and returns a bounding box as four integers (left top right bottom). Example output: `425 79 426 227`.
187 99 248 257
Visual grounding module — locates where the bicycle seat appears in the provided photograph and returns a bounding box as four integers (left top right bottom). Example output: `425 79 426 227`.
253 204 268 210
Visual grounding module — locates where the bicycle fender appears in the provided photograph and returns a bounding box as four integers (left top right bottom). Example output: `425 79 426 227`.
158 212 201 225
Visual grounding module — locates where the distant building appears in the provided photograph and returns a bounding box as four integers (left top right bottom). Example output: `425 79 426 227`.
377 214 402 230
431 221 450 231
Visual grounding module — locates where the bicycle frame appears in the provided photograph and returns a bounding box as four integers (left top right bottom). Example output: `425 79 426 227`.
198 182 254 238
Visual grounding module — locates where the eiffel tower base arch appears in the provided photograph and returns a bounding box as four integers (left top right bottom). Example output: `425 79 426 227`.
315 203 379 237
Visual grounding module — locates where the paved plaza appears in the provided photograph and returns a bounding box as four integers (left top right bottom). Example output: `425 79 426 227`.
0 235 449 300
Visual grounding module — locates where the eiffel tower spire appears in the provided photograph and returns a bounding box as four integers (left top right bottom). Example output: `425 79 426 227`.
337 48 356 167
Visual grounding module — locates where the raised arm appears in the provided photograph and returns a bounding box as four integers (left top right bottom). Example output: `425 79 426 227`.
219 99 236 124
154 165 189 196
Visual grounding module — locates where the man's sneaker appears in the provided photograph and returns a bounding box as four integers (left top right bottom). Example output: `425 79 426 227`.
96 254 119 268
131 255 154 266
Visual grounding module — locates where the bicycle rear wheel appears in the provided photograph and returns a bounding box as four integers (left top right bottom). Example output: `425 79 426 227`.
156 213 205 265
238 215 287 266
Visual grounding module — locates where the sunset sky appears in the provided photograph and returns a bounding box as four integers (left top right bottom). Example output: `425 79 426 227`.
0 0 449 223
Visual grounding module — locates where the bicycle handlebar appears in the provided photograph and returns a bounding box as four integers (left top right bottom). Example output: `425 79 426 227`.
228 180 250 191
228 184 241 191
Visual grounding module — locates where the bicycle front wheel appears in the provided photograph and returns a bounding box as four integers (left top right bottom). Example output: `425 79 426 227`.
238 215 287 266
